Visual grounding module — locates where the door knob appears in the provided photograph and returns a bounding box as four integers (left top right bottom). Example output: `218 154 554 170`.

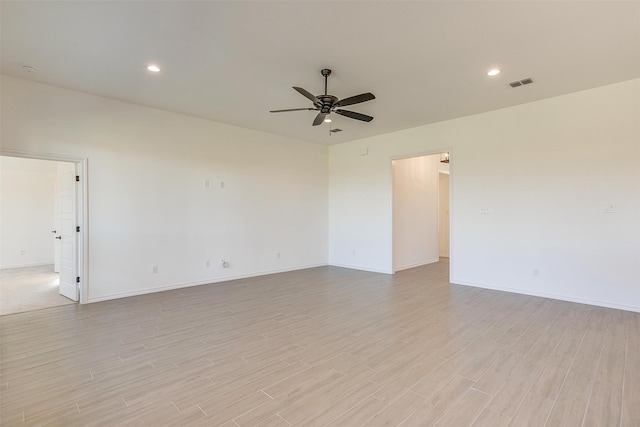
55 236 62 240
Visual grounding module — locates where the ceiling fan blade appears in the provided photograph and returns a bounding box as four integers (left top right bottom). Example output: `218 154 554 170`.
270 108 317 113
293 87 318 103
335 92 375 108
312 112 327 126
335 109 374 122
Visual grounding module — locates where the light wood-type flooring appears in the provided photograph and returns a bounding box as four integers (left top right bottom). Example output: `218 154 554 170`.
1 260 638 426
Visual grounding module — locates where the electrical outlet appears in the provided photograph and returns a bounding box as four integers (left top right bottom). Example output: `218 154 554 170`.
604 204 616 213
532 268 540 277
152 265 158 274
277 253 281 259
221 259 229 268
204 179 210 188
480 207 490 215
206 259 211 267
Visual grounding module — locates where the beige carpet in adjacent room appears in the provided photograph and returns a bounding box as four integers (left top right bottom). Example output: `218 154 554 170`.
0 265 75 316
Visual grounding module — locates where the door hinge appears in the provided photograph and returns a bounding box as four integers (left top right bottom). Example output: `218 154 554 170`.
76 175 80 182
76 276 80 283
76 226 80 232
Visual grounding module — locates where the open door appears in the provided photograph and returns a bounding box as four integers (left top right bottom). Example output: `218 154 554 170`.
53 176 61 273
58 162 78 301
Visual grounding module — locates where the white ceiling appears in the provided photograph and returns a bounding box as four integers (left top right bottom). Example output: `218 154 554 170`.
2 1 639 145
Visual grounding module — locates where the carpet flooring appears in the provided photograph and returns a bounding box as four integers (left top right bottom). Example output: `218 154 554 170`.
0 265 75 316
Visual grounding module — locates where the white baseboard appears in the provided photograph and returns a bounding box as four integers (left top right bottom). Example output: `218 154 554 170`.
451 278 640 314
1 262 54 270
86 263 328 303
328 262 392 274
394 258 439 273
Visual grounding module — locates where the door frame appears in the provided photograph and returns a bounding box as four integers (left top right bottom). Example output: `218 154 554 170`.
437 170 450 259
1 149 88 304
390 148 453 275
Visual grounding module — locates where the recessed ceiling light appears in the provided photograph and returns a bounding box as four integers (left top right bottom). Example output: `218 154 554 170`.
487 69 501 76
147 65 161 73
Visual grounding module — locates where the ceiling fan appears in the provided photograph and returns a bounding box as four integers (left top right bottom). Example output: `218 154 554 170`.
270 69 375 126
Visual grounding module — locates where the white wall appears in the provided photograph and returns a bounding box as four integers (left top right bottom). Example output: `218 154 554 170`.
392 155 440 271
0 75 329 302
329 79 640 312
0 156 57 268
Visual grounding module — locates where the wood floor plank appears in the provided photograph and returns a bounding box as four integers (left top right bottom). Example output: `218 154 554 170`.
472 350 523 396
0 260 637 426
292 380 381 426
620 397 640 427
582 380 622 426
373 354 443 404
324 396 388 427
277 364 376 424
507 392 554 426
366 390 424 426
483 358 545 418
432 388 491 427
471 407 511 427
233 369 346 426
545 398 587 427
403 375 476 426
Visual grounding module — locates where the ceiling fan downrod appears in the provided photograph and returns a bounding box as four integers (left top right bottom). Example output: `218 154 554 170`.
321 68 331 95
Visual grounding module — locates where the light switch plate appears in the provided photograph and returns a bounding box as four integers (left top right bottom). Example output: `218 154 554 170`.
604 204 616 213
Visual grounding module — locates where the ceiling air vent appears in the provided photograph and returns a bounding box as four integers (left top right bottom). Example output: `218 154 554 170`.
509 78 534 88
330 128 343 133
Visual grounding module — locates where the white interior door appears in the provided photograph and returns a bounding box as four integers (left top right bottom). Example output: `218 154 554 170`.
58 162 78 301
53 173 61 273
53 231 61 273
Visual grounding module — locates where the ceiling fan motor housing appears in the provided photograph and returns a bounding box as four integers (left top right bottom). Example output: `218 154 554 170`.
316 95 338 113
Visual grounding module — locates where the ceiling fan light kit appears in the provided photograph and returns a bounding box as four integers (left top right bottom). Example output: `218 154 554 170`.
270 68 375 128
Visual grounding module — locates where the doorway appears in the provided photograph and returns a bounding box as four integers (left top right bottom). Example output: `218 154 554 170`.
392 151 450 273
0 154 86 314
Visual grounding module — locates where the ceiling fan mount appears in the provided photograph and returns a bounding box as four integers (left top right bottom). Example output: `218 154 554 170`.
270 68 375 126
